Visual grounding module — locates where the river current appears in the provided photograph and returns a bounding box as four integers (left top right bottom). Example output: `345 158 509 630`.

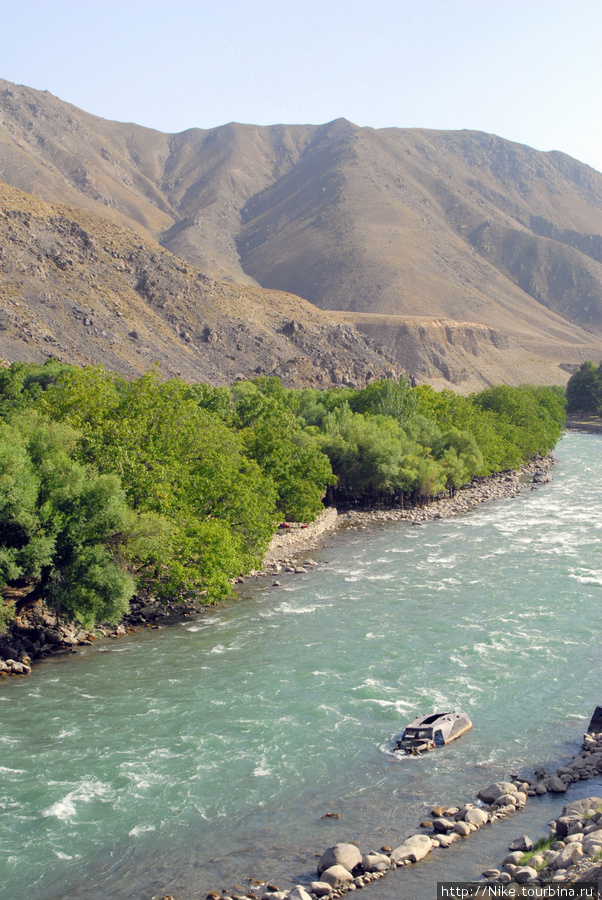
1 431 601 900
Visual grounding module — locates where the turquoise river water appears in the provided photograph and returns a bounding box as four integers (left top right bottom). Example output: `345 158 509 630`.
1 431 601 900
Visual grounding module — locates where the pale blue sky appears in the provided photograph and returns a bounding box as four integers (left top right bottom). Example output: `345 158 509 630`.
2 0 601 171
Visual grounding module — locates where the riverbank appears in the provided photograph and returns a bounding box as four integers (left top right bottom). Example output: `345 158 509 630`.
201 720 602 900
566 415 602 434
0 453 556 678
255 453 555 578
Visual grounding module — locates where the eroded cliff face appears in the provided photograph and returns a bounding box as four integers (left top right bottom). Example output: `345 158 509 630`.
330 313 599 392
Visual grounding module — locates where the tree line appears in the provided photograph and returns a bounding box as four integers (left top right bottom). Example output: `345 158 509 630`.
0 361 566 632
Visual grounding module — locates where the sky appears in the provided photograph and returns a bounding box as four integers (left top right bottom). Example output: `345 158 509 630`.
2 0 601 171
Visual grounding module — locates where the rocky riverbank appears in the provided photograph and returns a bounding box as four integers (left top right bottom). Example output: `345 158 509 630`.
0 589 201 678
252 454 555 580
197 716 602 900
0 454 555 678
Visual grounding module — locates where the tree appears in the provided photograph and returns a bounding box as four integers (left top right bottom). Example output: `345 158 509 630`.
0 412 135 628
234 389 335 521
350 376 417 423
566 362 602 414
41 369 279 599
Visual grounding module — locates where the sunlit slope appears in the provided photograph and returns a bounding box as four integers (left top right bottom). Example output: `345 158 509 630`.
0 182 401 387
2 78 602 384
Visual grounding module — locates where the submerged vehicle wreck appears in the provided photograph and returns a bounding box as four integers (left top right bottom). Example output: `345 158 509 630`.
394 711 473 754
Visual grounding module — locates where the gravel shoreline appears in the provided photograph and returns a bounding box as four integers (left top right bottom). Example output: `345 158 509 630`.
255 453 555 577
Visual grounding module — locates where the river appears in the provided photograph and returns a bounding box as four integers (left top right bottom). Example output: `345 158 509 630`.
1 431 601 900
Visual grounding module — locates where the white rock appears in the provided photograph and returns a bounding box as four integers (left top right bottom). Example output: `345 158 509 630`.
362 853 390 872
320 866 354 889
391 834 433 863
290 889 312 900
552 843 584 869
464 808 488 828
309 883 332 897
317 844 362 877
436 833 459 848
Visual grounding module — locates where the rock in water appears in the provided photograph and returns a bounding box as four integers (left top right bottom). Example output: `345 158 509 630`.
587 708 602 733
391 834 433 863
317 843 362 877
319 865 354 888
477 782 517 804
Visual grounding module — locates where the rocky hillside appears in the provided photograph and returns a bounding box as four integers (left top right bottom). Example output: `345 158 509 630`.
2 77 602 386
0 183 401 387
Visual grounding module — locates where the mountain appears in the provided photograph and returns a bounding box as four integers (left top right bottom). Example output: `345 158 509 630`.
0 182 402 388
1 77 602 388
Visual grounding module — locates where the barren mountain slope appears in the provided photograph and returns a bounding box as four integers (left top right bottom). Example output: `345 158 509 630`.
237 126 602 335
2 79 602 385
0 182 404 387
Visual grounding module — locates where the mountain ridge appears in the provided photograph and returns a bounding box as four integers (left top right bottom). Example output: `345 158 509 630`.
1 78 602 387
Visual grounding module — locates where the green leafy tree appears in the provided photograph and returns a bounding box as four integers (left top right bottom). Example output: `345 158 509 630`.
350 376 417 424
234 389 335 521
0 358 77 419
41 369 279 599
0 412 135 628
566 361 602 414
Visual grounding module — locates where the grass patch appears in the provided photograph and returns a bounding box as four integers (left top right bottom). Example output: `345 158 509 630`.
518 836 556 868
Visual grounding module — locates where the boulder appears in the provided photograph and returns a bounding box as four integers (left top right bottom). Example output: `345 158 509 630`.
477 782 517 804
452 821 471 836
432 817 455 833
391 834 433 864
464 808 488 828
555 815 583 838
508 836 533 853
503 851 525 866
290 888 312 900
547 775 568 792
362 853 390 872
309 883 332 898
7 659 31 674
583 831 602 855
493 794 516 808
552 843 584 869
561 797 602 817
319 866 354 889
317 843 362 877
436 833 459 848
514 866 538 884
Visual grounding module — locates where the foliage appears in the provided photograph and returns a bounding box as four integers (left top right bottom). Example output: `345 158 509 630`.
0 411 135 628
0 358 77 419
0 362 567 629
566 361 602 414
233 383 336 521
40 369 279 600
